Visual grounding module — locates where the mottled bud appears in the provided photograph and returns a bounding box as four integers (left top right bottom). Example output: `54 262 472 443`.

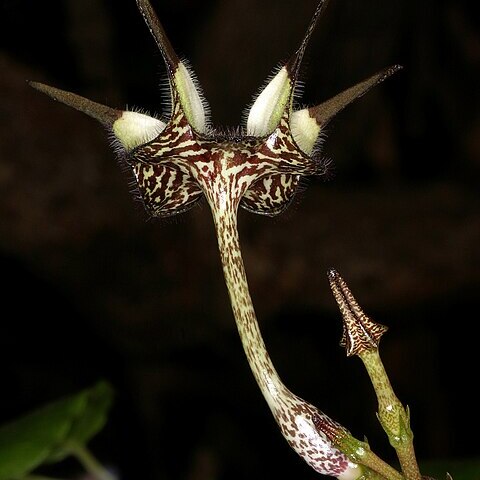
328 269 388 356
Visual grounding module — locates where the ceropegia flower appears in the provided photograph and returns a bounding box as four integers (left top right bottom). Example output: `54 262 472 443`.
30 0 400 220
30 1 402 478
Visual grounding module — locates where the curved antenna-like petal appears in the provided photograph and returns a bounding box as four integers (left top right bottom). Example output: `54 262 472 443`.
291 65 402 154
246 0 329 137
29 82 166 151
135 0 178 75
308 65 402 127
136 0 208 133
285 0 329 92
29 81 120 126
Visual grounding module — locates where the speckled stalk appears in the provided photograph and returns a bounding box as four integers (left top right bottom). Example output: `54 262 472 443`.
200 173 362 479
360 350 421 480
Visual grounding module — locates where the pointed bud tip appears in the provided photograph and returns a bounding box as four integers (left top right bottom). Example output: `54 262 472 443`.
328 269 388 356
327 268 339 280
381 64 403 81
28 80 51 94
388 64 403 73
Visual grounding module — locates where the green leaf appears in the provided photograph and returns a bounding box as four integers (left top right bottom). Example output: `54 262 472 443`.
67 381 113 448
0 392 84 479
0 381 113 480
47 381 114 462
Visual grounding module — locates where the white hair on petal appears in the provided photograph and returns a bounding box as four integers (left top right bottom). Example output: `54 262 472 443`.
109 108 166 152
175 57 211 134
241 62 280 132
244 63 291 137
291 77 306 111
158 69 173 121
312 125 328 154
290 108 321 155
243 58 309 138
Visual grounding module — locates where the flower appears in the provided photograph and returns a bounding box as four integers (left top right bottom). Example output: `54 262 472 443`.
30 0 400 220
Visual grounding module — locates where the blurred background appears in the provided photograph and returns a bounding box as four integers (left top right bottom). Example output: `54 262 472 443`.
0 0 479 479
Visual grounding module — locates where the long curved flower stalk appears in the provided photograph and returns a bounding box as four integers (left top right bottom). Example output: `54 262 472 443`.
30 1 402 478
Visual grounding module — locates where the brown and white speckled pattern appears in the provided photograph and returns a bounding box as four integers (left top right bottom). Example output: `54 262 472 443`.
129 87 357 478
328 269 388 356
127 2 359 476
29 1 400 477
130 95 322 219
209 187 354 478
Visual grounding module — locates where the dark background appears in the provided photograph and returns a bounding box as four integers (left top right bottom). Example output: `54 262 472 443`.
0 0 479 479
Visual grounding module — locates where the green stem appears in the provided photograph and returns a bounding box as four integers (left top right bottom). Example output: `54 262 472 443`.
68 443 116 480
360 350 421 480
394 435 421 480
357 449 403 480
362 469 390 480
335 432 404 480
